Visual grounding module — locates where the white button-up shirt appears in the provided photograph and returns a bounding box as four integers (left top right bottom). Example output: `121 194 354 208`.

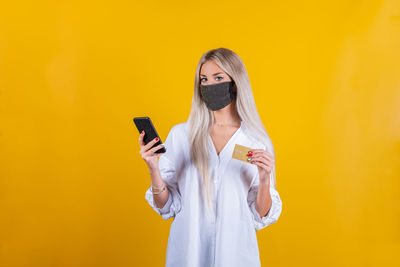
145 120 282 267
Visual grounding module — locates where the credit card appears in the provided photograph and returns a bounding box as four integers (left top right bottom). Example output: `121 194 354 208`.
232 144 254 164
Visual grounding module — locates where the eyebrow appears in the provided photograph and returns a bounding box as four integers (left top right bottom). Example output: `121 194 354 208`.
200 72 224 77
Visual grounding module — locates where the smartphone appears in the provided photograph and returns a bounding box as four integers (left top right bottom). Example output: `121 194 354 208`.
133 116 166 154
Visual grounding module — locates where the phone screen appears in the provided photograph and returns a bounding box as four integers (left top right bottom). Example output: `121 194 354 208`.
133 116 166 154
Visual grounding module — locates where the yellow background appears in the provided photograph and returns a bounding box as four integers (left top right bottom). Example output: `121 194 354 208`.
0 0 399 266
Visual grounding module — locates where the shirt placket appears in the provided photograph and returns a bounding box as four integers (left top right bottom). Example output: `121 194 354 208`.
211 153 223 267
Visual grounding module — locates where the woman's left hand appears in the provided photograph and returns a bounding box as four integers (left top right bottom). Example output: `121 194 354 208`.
248 149 275 182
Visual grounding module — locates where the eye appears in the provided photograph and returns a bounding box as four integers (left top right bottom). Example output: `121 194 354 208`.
200 77 207 82
216 76 223 81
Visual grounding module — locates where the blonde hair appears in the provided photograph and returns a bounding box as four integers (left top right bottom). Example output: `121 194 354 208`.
187 47 275 215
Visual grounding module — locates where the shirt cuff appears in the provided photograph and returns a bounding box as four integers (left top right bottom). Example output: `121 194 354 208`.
145 186 178 220
249 194 282 231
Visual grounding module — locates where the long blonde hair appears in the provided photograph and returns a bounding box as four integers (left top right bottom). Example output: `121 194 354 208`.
187 47 276 215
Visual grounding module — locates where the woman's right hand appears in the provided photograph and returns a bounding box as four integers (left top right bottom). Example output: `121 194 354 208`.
139 130 165 171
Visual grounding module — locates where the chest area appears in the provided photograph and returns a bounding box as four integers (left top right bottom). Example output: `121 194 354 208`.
209 126 240 155
207 132 260 187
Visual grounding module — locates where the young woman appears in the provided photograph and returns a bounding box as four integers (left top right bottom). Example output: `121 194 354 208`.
139 47 282 267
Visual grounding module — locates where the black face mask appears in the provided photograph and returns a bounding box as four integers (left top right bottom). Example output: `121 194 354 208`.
199 81 237 111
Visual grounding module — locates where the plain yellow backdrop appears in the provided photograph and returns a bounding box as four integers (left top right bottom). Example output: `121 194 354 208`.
0 0 399 266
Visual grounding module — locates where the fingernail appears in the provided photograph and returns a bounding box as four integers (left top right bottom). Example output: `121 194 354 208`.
141 131 144 134
155 137 159 141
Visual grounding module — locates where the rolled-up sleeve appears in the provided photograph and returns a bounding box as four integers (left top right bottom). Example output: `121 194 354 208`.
144 126 182 220
247 165 283 231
